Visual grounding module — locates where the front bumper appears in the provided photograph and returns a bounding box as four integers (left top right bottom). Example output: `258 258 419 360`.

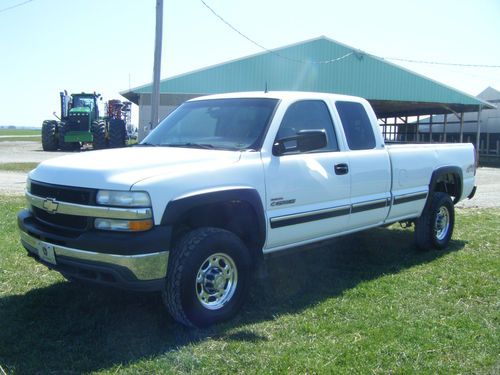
18 209 171 291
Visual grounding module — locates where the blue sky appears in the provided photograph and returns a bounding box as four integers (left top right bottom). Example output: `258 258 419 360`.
1 0 499 127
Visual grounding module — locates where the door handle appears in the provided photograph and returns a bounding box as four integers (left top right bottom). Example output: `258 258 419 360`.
334 163 349 175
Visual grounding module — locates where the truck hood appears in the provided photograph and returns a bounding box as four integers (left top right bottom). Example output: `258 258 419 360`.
29 147 242 190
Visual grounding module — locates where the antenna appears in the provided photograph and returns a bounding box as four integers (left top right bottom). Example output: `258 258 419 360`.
264 82 268 93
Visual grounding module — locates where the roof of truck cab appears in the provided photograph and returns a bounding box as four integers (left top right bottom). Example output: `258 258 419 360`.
188 91 366 102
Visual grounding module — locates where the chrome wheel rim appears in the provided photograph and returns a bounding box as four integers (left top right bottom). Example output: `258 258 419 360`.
435 206 450 241
196 253 238 310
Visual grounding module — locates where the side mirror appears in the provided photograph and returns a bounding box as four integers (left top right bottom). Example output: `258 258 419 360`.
273 129 327 156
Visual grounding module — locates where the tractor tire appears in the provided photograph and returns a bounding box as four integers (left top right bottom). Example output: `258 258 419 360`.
162 227 251 328
414 192 455 251
41 120 58 151
92 120 108 150
109 119 126 148
58 122 80 151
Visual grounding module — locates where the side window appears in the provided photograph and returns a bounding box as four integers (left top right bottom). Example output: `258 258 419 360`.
336 101 376 150
276 100 338 152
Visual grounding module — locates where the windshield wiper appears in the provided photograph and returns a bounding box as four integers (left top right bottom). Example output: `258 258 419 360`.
162 142 215 149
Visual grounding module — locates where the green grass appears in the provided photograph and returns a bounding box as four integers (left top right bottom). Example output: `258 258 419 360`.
0 163 38 173
0 128 41 142
0 198 498 374
0 129 40 136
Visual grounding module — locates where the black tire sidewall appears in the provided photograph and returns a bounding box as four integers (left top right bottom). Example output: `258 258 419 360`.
177 229 251 327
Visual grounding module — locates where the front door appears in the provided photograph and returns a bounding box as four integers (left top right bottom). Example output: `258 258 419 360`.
263 100 351 251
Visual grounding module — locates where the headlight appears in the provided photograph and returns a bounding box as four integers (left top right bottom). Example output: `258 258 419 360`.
94 218 153 232
96 190 151 207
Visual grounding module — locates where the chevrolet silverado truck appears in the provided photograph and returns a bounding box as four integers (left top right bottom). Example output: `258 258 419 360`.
18 92 476 327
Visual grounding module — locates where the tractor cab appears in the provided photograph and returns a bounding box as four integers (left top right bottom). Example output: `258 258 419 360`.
70 94 99 120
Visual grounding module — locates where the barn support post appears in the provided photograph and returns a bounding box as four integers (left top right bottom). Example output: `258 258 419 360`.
443 113 448 142
486 132 490 155
475 105 482 159
404 116 408 142
459 112 464 143
429 114 433 143
416 115 420 142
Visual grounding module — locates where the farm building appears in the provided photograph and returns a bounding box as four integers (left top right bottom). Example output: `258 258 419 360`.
406 87 500 160
120 36 494 155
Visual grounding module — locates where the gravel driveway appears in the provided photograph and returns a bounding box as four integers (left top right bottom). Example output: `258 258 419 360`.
0 141 75 195
1 141 499 208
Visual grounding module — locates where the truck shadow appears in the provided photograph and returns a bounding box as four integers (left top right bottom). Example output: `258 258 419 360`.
0 226 465 373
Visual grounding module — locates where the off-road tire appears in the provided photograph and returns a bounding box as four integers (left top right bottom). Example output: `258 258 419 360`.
41 120 58 151
92 120 108 150
109 119 126 148
163 227 251 328
58 121 79 151
415 192 455 251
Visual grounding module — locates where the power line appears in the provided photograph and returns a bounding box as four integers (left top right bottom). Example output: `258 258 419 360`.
199 0 353 65
0 0 34 14
385 57 500 69
200 0 498 69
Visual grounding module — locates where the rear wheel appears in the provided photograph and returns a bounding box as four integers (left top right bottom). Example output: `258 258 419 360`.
415 192 454 251
41 120 58 151
109 119 126 148
58 122 80 151
92 120 108 149
163 227 251 327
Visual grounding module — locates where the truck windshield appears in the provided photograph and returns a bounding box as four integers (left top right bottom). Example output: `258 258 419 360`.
72 97 94 110
141 98 278 151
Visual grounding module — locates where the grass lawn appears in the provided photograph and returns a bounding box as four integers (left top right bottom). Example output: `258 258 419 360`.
0 129 41 142
0 129 40 136
0 197 498 374
0 163 39 173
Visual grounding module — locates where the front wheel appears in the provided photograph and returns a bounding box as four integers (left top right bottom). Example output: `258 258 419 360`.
415 192 455 251
163 227 251 328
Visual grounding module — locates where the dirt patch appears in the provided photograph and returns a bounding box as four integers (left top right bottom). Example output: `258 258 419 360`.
0 141 74 164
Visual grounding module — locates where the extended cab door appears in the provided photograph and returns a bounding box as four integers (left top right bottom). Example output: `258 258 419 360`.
263 100 351 251
334 100 391 228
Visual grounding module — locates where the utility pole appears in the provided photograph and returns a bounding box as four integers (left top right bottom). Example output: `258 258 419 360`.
150 0 163 132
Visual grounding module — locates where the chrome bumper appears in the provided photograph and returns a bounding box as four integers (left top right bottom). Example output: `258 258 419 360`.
20 230 168 281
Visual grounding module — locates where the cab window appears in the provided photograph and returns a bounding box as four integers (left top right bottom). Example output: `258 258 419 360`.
335 101 376 150
276 100 338 152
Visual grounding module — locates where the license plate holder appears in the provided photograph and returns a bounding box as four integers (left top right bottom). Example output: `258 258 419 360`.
36 242 57 265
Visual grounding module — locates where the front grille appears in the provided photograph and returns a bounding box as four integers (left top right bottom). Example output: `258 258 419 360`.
30 181 96 231
31 181 94 205
33 207 88 230
67 114 89 131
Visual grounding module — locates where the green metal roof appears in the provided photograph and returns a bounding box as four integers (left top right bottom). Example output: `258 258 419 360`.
121 36 492 117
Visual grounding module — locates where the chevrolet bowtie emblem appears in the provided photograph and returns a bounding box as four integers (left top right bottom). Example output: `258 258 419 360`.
42 198 59 214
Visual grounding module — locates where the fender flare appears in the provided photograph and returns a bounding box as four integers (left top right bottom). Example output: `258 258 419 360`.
429 166 463 204
161 188 266 249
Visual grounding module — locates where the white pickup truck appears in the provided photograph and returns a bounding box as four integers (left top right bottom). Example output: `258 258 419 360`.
18 92 476 327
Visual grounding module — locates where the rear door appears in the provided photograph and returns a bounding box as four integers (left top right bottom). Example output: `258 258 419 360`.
335 100 391 228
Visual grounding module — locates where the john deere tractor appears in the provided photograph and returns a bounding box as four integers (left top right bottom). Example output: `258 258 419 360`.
41 91 130 151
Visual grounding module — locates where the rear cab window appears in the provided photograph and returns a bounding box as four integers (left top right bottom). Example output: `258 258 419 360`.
335 101 376 150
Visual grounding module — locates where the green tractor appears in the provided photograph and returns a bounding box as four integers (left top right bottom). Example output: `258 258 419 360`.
41 91 130 151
